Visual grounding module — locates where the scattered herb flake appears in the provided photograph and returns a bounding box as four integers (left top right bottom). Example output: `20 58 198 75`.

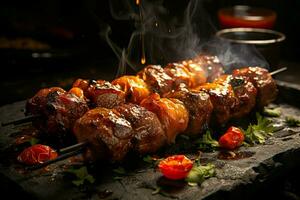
185 163 215 186
285 116 300 127
243 113 275 145
263 107 281 117
113 167 126 175
29 137 39 146
66 166 95 186
143 155 154 164
143 155 162 167
196 130 219 151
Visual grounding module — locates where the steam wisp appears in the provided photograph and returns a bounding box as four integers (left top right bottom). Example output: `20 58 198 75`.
106 0 269 76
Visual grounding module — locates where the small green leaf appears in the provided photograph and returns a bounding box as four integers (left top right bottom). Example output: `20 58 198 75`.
113 176 123 180
85 175 95 184
29 138 39 146
113 167 126 175
195 130 219 151
263 107 281 117
243 113 275 145
143 155 154 164
143 155 162 167
185 163 215 185
72 179 84 186
285 116 300 127
65 166 95 187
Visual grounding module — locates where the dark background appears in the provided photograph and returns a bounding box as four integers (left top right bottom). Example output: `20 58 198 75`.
0 0 299 105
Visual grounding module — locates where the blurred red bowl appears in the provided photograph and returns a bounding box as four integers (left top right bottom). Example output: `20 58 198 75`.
218 5 277 29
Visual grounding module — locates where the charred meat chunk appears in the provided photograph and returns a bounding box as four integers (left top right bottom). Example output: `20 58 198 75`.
233 67 277 107
137 65 174 95
116 103 166 154
73 108 134 162
140 93 189 144
164 88 213 136
112 76 151 104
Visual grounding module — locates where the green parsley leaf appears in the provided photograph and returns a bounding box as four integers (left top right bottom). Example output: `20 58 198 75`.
195 130 219 151
143 155 154 164
29 137 39 146
66 166 95 186
185 163 215 186
285 116 300 127
113 167 126 175
262 107 281 117
143 155 162 168
243 113 275 145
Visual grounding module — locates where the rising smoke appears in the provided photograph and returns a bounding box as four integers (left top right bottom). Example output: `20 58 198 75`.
105 0 268 76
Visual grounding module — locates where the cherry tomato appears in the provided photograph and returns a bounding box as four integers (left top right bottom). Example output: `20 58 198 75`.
17 144 58 165
218 126 244 150
158 155 193 180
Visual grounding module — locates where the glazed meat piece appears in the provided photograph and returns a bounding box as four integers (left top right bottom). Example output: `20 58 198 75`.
196 82 237 125
88 81 126 108
164 88 213 136
140 93 189 144
42 89 89 135
137 65 174 95
181 60 207 87
73 79 126 108
215 75 257 118
72 79 93 97
73 108 134 162
232 67 277 107
112 76 151 104
26 87 65 115
115 104 166 154
164 62 195 88
182 54 224 83
26 87 89 135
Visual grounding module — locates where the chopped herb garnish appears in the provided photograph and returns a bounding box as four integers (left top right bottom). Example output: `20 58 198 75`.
185 163 215 186
262 107 281 117
29 137 39 146
113 167 126 175
143 155 162 167
285 116 300 127
143 155 154 164
65 166 95 186
243 113 275 145
196 130 219 151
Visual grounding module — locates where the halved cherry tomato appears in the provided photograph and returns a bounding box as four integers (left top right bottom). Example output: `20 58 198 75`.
17 144 58 165
218 126 244 150
158 155 193 180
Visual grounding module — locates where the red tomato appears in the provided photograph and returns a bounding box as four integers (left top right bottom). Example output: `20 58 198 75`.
158 155 193 180
17 144 58 165
218 126 245 150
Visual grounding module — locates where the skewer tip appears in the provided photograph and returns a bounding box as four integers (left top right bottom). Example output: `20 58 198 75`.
270 67 287 76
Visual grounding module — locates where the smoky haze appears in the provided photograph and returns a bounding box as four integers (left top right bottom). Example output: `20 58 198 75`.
106 0 268 75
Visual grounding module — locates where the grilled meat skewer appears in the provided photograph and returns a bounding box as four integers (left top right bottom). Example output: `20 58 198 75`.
72 66 278 163
24 65 276 140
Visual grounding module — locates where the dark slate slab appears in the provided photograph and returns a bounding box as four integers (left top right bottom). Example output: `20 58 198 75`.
1 81 300 200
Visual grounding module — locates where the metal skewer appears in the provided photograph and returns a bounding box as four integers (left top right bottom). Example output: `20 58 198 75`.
27 148 84 170
58 142 88 154
270 67 287 76
1 115 40 126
